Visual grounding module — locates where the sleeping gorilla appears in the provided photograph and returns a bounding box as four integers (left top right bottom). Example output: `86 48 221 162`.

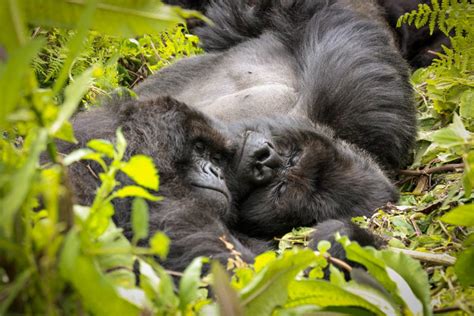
137 0 416 172
55 96 269 271
134 0 416 254
58 95 392 270
227 116 397 239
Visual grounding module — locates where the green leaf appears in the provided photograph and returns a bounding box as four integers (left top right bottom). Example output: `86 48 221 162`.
440 204 474 226
115 128 127 160
21 0 193 38
379 250 432 316
460 90 474 120
59 230 141 316
317 240 331 254
337 236 398 298
385 267 424 316
285 280 388 316
240 249 316 315
87 139 115 158
52 120 77 143
0 268 33 315
211 262 243 316
431 128 465 147
454 246 474 287
149 231 170 259
0 129 47 238
113 185 161 201
121 155 159 190
0 39 44 127
131 197 149 242
253 251 277 273
88 202 115 237
179 257 206 313
50 67 94 134
0 0 28 51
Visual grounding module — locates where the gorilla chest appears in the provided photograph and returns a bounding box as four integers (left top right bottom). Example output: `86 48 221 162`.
176 40 298 122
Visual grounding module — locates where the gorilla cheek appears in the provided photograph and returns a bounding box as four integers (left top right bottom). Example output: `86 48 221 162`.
188 160 231 212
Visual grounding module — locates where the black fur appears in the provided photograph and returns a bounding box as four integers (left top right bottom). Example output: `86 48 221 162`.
132 0 417 259
57 96 266 271
227 116 398 239
173 0 449 68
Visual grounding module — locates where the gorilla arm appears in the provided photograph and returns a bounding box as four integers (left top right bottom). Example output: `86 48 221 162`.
291 5 416 170
149 197 263 272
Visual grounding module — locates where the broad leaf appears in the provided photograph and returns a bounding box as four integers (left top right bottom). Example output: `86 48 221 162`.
285 280 388 316
240 249 316 315
212 262 243 316
59 230 142 316
179 257 206 313
440 204 474 226
131 197 149 242
454 246 474 287
113 185 161 201
0 39 44 127
149 231 170 259
88 139 115 158
121 155 159 190
0 129 47 238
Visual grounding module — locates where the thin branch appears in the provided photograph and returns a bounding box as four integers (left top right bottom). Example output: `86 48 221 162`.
433 306 462 314
399 163 464 176
389 248 456 266
165 269 184 277
327 256 353 272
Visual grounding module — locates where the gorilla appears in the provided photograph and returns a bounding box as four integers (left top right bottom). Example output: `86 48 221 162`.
227 116 397 239
164 0 449 68
55 96 268 271
135 0 417 257
57 95 389 270
138 0 416 172
56 0 419 269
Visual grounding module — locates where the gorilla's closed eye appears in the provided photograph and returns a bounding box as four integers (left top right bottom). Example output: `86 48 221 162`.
212 153 223 164
194 141 206 153
288 154 300 167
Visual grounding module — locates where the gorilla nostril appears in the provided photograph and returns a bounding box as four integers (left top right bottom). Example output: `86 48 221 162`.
204 163 223 179
255 147 271 162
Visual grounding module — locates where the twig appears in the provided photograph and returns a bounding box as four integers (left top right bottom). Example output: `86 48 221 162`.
399 163 464 176
165 269 184 277
327 256 353 272
433 306 462 314
389 248 456 266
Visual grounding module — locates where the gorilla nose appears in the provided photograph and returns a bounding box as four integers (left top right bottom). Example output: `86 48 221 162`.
244 133 282 184
203 162 224 180
253 142 281 169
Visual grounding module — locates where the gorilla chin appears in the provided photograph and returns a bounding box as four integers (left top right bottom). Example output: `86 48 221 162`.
229 116 398 239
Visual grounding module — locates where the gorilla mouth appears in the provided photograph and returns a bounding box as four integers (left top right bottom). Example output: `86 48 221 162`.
191 183 230 201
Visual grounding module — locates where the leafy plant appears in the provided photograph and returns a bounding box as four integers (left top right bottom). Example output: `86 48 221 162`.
1 0 473 315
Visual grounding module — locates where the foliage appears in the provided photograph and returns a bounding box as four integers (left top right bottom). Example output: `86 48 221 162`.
1 0 473 315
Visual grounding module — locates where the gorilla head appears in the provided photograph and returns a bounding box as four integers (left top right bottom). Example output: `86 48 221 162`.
59 96 236 225
228 116 398 238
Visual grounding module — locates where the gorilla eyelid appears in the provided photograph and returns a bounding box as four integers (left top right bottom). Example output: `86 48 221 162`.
194 141 206 153
212 153 223 164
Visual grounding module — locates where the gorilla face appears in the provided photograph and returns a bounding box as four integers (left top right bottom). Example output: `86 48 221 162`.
116 96 236 218
184 137 232 211
229 116 398 238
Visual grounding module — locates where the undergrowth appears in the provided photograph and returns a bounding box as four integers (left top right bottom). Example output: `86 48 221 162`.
0 0 473 315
